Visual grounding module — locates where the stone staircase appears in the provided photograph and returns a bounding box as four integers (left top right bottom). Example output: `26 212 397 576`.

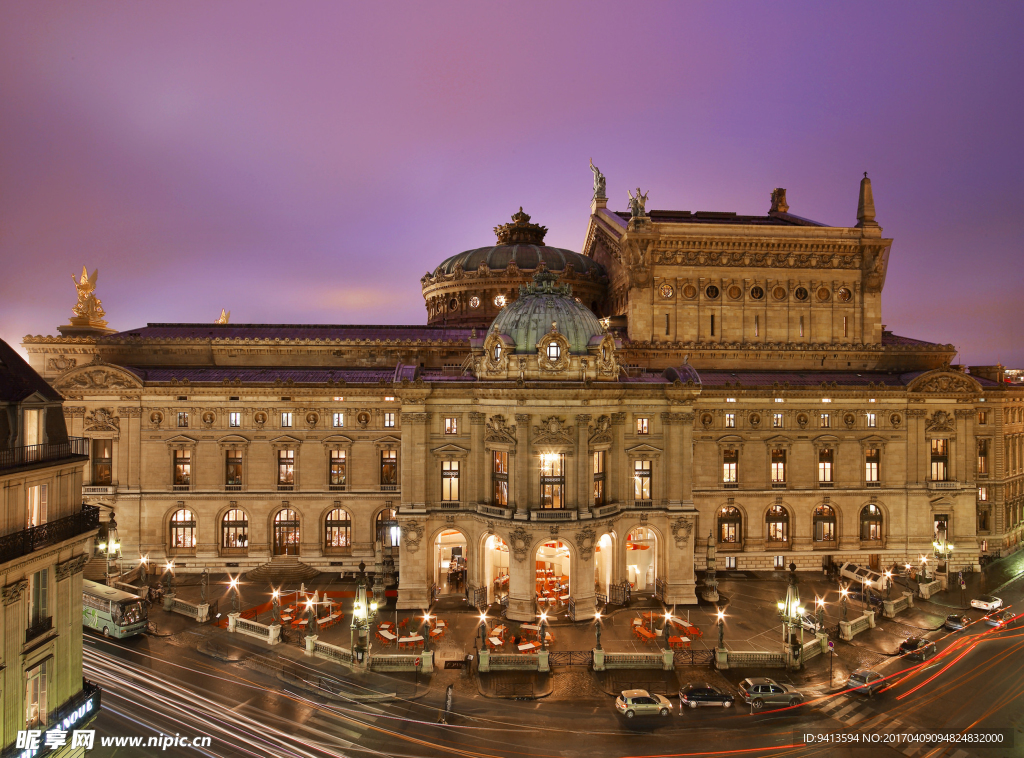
245 555 320 584
83 556 109 582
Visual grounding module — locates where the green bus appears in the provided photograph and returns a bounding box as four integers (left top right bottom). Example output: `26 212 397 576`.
83 579 148 638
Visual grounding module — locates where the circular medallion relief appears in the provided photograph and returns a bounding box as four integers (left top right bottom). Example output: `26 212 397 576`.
772 286 787 300
843 412 856 427
150 411 163 424
750 286 765 300
796 412 809 428
749 412 761 427
837 287 852 302
448 297 458 311
254 412 267 426
469 296 480 309
816 287 831 302
794 287 809 302
659 284 674 299
493 295 506 308
728 285 742 300
682 284 697 299
889 413 902 428
357 411 371 427
202 411 215 425
700 413 714 428
705 285 720 300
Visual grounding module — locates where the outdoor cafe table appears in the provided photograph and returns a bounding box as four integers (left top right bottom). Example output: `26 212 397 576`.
634 626 656 642
398 635 424 649
521 623 541 635
293 618 309 628
559 594 570 601
378 630 397 642
323 613 341 626
487 636 503 650
668 635 691 649
491 624 507 637
517 641 541 653
433 619 447 629
280 614 293 623
378 621 394 631
429 627 444 639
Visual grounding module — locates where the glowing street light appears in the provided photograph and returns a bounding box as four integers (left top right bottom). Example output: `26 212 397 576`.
815 596 826 630
594 611 603 651
884 570 893 599
540 611 549 651
716 608 725 649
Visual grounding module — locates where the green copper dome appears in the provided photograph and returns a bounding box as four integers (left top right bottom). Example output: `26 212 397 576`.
486 272 605 355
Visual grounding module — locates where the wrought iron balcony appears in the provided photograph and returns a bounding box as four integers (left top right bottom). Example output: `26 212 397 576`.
0 504 99 566
0 437 89 472
25 616 52 643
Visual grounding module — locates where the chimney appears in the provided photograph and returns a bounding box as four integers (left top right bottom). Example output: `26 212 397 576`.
770 188 789 214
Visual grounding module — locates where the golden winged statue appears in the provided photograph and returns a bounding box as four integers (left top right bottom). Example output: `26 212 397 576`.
215 308 230 324
70 266 107 325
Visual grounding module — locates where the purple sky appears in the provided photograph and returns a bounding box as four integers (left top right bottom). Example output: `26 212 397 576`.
2 2 1022 367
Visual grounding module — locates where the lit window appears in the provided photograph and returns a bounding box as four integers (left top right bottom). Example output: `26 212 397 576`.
333 396 345 402
772 413 783 428
330 450 346 488
333 412 344 428
592 450 605 506
91 439 112 485
869 398 876 403
384 396 396 402
725 413 735 428
636 417 649 435
814 505 836 542
865 448 880 483
226 450 243 486
978 486 988 501
634 459 652 500
281 412 293 428
978 411 987 425
229 412 241 428
725 556 737 569
718 506 741 543
540 453 565 509
547 341 561 360
170 508 196 548
722 450 738 484
726 398 737 403
277 450 295 486
771 449 786 483
380 450 398 485
177 412 189 428
26 484 47 527
821 398 832 403
978 439 988 475
493 451 509 506
173 449 191 486
774 555 785 569
222 509 249 548
25 659 47 728
861 504 883 540
820 413 831 428
442 460 460 501
774 398 784 403
325 508 351 548
818 448 834 483
866 412 876 428
384 412 396 428
930 438 949 481
445 417 458 435
766 506 789 542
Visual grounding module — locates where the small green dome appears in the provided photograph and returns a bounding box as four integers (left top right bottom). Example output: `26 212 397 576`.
487 272 605 354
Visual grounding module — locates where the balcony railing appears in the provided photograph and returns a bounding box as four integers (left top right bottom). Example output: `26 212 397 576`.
82 485 116 495
329 484 346 492
0 437 89 472
380 484 399 492
928 480 960 490
0 504 99 566
25 616 52 643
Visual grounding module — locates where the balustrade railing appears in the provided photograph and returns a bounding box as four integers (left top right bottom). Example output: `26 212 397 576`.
0 437 89 471
0 504 99 565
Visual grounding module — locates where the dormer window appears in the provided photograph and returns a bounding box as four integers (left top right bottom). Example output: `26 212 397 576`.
494 343 502 361
547 341 560 360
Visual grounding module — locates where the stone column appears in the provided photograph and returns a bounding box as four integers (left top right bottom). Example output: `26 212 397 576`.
514 415 530 519
662 412 682 509
401 412 430 509
610 413 626 504
679 411 695 506
505 525 535 621
396 516 430 609
469 412 486 506
577 415 593 517
907 409 926 485
572 524 598 619
664 513 698 605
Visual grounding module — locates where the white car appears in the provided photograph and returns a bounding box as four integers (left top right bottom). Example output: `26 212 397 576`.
970 595 1003 611
798 613 820 632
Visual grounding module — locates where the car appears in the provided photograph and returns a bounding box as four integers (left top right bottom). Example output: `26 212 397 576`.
679 684 735 710
944 614 970 631
846 668 886 696
615 689 672 718
846 591 884 608
984 609 1015 628
970 595 1003 612
897 637 935 660
798 612 820 632
736 678 803 709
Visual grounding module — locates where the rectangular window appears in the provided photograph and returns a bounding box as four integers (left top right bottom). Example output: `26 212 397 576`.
445 417 458 435
384 412 396 428
934 514 949 541
441 460 460 501
380 450 397 486
23 408 41 448
866 412 876 428
91 438 112 485
710 314 715 336
774 555 785 569
539 453 565 509
818 448 834 484
277 449 295 486
772 413 783 428
771 449 786 484
725 556 737 570
593 450 605 506
665 313 670 335
330 450 346 488
978 411 987 425
26 484 47 527
25 659 47 728
931 438 949 481
977 439 988 475
226 451 243 486
754 315 759 337
177 412 189 428
978 486 988 501
633 460 652 500
820 413 831 428
865 448 880 484
333 412 344 428
229 412 241 428
28 568 48 628
174 449 191 486
493 451 508 506
636 417 649 435
281 412 293 428
384 396 396 402
814 516 835 542
722 449 738 484
725 413 735 428
799 316 804 337
843 316 848 337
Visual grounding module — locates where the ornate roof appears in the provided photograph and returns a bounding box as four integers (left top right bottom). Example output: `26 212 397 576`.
486 272 605 355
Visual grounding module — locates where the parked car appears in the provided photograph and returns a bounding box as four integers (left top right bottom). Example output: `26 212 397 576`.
847 591 884 608
984 609 1015 628
679 684 735 709
846 668 886 696
615 689 672 718
944 614 970 631
798 612 820 632
736 678 803 709
970 595 1003 611
897 637 935 660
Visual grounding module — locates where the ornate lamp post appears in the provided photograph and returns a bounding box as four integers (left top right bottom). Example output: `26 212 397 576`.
97 514 122 583
539 611 548 651
702 529 719 602
815 597 826 631
716 608 725 649
139 556 149 587
164 561 175 591
350 571 375 663
839 583 849 622
229 578 240 615
884 570 893 600
478 612 488 650
271 589 282 625
932 535 954 576
776 563 805 668
594 611 603 651
920 555 929 581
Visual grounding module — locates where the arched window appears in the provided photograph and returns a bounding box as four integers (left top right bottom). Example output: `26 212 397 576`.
813 504 835 542
325 508 351 549
766 505 789 543
221 509 248 548
273 508 300 556
170 509 196 549
861 504 883 541
718 506 741 543
547 341 560 360
493 343 502 361
376 507 399 549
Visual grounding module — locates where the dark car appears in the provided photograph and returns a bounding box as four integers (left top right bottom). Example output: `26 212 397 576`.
846 591 884 608
679 684 735 710
846 668 886 696
737 678 803 709
897 637 935 660
984 609 1016 628
944 614 969 631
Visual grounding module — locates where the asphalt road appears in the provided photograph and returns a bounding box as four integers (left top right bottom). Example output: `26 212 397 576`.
83 571 1024 758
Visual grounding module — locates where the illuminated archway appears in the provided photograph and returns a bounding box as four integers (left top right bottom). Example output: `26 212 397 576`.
433 529 468 596
594 532 615 597
483 534 510 604
534 538 571 611
626 526 657 591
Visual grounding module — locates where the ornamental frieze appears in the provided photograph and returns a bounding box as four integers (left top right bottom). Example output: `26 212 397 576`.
55 554 90 581
485 415 517 445
509 526 531 562
2 579 27 606
908 371 981 395
116 407 143 418
670 516 695 549
532 416 574 446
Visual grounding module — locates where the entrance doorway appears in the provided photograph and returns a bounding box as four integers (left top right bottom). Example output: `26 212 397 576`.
626 526 656 591
434 529 468 596
483 535 509 604
273 508 300 556
535 539 571 612
594 533 614 597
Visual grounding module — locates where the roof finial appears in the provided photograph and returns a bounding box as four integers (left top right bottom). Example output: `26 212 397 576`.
857 172 879 228
215 308 230 324
769 188 789 214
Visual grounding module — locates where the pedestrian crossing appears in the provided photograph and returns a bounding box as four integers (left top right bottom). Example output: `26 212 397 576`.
304 705 382 747
814 694 977 757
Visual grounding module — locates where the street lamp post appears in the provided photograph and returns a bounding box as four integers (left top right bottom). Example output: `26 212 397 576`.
815 597 825 631
478 612 487 650
920 555 929 581
776 563 805 669
884 570 893 600
229 578 240 614
350 572 375 664
839 582 849 622
539 612 548 651
716 609 725 650
595 612 603 651
139 556 148 587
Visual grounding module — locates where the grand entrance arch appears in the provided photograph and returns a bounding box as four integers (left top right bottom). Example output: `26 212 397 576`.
433 529 468 596
626 526 657 591
273 508 300 556
594 531 615 598
482 534 509 604
535 539 571 613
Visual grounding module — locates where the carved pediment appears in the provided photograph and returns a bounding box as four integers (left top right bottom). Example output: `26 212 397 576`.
373 435 402 446
485 415 517 444
908 370 982 395
925 410 956 433
625 443 663 458
269 434 303 448
431 443 471 459
533 416 574 446
55 364 143 392
589 414 613 444
165 434 197 447
320 434 355 447
217 434 250 448
84 407 119 431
